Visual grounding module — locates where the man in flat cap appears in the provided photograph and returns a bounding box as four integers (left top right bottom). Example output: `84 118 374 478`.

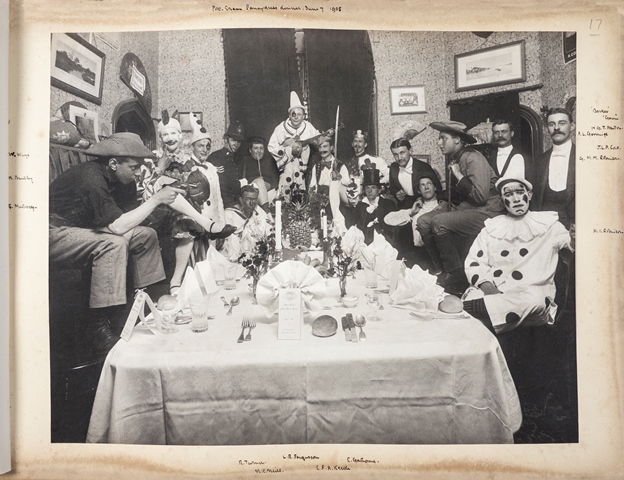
462 176 574 334
417 121 505 294
238 136 280 214
208 120 247 209
49 133 215 354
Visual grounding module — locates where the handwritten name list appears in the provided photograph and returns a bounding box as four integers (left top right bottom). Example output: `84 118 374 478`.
237 452 379 474
578 106 622 162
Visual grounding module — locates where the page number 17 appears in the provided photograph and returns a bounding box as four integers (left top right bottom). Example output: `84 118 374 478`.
590 19 602 32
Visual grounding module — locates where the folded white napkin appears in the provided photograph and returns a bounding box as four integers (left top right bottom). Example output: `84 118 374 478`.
389 264 445 311
177 260 220 309
341 226 366 257
359 231 398 277
256 260 327 318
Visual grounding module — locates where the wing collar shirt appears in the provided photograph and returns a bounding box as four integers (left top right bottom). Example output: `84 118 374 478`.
548 139 573 192
362 196 379 213
397 158 414 196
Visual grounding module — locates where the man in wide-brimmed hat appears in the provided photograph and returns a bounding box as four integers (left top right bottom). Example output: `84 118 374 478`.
207 120 247 209
49 132 207 355
354 168 395 245
416 121 505 295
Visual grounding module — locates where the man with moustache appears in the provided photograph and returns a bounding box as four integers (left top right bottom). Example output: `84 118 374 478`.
462 176 574 334
308 136 349 197
207 120 247 209
487 119 533 183
416 121 505 294
341 130 389 194
238 136 280 213
532 108 575 229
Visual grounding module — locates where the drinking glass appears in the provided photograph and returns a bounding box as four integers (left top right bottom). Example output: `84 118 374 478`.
367 292 381 321
364 267 378 289
224 262 238 290
189 294 209 333
159 306 179 333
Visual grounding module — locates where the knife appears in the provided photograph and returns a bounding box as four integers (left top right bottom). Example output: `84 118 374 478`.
346 313 358 343
341 316 351 342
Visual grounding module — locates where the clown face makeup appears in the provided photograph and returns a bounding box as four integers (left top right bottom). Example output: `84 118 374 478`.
289 108 305 128
192 138 211 162
160 127 182 153
501 181 532 217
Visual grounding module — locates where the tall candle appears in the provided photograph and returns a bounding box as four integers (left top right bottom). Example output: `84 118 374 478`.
321 209 328 239
275 200 282 250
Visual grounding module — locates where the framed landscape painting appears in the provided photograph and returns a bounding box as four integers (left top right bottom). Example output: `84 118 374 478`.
51 33 106 105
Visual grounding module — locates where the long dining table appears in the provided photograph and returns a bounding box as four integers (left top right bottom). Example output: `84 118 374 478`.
86 269 522 445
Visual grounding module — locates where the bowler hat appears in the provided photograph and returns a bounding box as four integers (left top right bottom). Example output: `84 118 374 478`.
429 121 477 144
225 120 245 142
86 132 156 159
362 168 382 187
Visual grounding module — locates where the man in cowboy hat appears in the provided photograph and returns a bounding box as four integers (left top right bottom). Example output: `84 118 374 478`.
354 168 395 245
532 107 575 229
416 121 505 294
207 120 247 209
268 91 332 194
238 136 280 213
49 132 208 354
462 175 574 334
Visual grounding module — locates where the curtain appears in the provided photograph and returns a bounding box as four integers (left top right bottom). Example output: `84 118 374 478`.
222 29 299 144
305 30 376 159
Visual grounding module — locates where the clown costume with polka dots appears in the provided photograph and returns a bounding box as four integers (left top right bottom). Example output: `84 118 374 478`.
462 176 574 334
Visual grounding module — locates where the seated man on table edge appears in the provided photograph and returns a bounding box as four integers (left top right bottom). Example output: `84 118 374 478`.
462 175 575 335
49 133 221 355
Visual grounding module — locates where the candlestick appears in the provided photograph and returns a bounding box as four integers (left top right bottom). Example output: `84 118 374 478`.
321 209 328 239
275 200 282 250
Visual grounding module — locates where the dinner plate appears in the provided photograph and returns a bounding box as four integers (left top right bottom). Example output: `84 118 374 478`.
384 209 411 227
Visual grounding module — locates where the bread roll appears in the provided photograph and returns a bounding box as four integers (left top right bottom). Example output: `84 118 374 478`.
439 295 463 313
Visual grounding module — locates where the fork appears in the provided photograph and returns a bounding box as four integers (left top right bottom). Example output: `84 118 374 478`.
244 319 256 341
237 318 248 343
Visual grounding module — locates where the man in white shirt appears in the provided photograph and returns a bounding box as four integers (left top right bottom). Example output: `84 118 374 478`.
308 136 349 196
486 119 533 183
340 130 390 195
532 108 575 229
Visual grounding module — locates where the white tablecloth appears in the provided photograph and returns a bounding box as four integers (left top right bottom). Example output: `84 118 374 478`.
87 272 521 445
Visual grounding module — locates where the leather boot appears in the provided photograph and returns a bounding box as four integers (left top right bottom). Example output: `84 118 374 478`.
85 310 119 357
419 231 443 274
433 233 463 274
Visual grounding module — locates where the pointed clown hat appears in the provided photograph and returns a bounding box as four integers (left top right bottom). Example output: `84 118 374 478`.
288 91 306 115
189 112 211 145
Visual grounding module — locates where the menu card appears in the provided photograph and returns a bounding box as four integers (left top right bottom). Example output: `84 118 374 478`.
277 287 302 340
121 290 160 341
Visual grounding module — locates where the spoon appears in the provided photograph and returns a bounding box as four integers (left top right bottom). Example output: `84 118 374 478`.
220 296 230 307
226 296 240 316
354 315 367 342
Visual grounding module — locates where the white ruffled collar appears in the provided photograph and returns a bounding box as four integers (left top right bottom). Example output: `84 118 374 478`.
485 211 560 241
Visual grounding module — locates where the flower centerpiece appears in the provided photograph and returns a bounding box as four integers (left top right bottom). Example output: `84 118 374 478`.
238 232 276 301
326 228 363 297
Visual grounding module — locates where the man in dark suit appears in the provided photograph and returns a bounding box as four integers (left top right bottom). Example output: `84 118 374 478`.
487 119 534 184
532 107 575 229
354 169 395 245
389 138 443 210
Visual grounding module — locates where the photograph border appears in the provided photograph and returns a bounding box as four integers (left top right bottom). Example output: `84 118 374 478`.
50 33 106 106
454 40 526 92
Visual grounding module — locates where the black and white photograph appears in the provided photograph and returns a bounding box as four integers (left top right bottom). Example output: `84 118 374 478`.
48 28 577 448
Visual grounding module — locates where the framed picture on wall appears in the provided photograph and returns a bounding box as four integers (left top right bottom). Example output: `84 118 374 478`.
68 105 99 144
454 40 526 92
389 85 427 115
51 33 106 105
